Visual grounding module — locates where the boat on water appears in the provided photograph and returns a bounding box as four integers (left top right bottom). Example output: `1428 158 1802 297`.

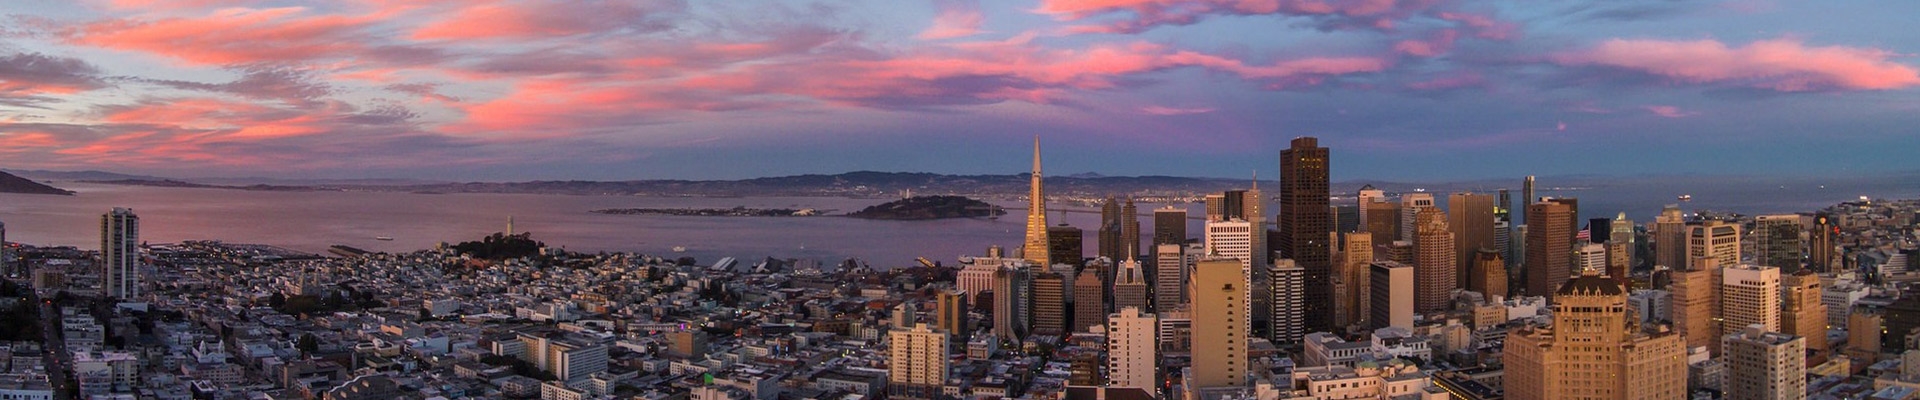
1677 195 1691 201
672 246 688 252
375 236 395 241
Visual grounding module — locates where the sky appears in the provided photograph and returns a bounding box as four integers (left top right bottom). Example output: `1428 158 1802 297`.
0 0 1916 181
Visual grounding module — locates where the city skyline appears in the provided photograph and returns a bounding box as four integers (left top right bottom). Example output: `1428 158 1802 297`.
0 1 1917 181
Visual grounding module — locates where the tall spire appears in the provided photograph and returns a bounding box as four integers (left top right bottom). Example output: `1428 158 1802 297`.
1023 136 1051 266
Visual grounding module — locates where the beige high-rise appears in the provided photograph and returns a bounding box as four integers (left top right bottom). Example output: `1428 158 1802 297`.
1107 307 1157 390
1721 265 1781 334
1689 220 1742 271
1723 325 1806 400
1654 205 1687 269
1336 232 1374 328
888 324 949 400
1503 272 1687 400
1670 257 1722 353
1782 270 1828 355
1470 248 1507 299
1188 256 1248 389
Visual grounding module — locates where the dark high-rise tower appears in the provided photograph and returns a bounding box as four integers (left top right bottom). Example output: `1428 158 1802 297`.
1521 175 1535 224
1153 206 1187 246
1047 225 1083 267
1525 199 1577 299
1122 198 1140 259
1448 192 1495 289
1099 197 1125 263
1277 137 1333 332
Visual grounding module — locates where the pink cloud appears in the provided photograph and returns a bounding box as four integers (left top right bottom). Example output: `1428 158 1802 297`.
1035 0 1444 34
919 0 986 40
65 7 378 65
1643 105 1698 118
1393 29 1459 57
1405 71 1483 91
1141 105 1216 115
410 0 680 40
1553 38 1920 91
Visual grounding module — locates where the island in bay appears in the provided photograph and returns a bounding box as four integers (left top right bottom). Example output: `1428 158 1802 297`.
591 206 826 217
845 195 1003 220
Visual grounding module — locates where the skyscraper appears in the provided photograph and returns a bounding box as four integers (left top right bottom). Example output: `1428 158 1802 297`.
1399 192 1434 242
1154 243 1186 312
0 219 9 273
1339 232 1374 328
1610 212 1635 252
992 267 1030 341
1363 201 1400 251
1114 255 1149 313
1655 205 1687 269
1268 259 1305 347
1100 197 1123 263
1369 261 1415 330
1047 225 1083 268
1448 192 1495 289
1357 185 1385 230
1414 208 1456 314
1470 249 1507 299
1688 220 1741 271
1204 219 1254 336
1153 206 1187 246
1670 257 1722 354
101 207 140 299
1576 242 1608 275
1520 175 1535 224
1278 137 1333 333
934 290 968 338
1810 214 1836 272
1031 272 1068 335
1072 267 1106 333
1503 272 1687 400
888 324 950 400
1721 265 1781 334
1188 256 1249 389
1524 200 1575 299
1106 307 1157 390
1023 137 1050 266
1122 198 1141 259
1754 215 1803 272
1782 270 1828 355
1722 326 1806 400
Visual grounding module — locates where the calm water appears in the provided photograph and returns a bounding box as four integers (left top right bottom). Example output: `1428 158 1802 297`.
2 177 1913 268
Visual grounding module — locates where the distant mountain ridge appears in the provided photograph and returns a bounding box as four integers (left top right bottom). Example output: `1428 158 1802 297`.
0 171 73 195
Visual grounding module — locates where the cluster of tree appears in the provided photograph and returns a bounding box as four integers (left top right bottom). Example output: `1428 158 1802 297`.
0 302 41 341
268 288 383 316
479 354 559 381
451 232 545 260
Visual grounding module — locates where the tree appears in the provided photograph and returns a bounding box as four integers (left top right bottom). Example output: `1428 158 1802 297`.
418 307 433 321
268 293 287 308
297 333 319 356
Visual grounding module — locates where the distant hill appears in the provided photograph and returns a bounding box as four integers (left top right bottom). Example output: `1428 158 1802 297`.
2 169 167 182
0 171 74 195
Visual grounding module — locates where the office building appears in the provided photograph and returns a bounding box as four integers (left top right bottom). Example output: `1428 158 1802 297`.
1269 259 1305 346
1689 220 1741 271
888 324 949 400
1654 205 1687 269
1610 212 1635 254
1605 240 1631 287
1154 243 1186 311
1754 215 1802 271
1470 248 1507 299
1722 326 1806 400
1114 255 1149 314
1153 207 1187 246
101 207 140 299
516 333 609 386
1032 272 1068 335
1358 185 1385 229
1520 176 1534 223
1810 214 1836 272
992 267 1030 340
1399 192 1434 242
1122 198 1140 259
1188 256 1249 389
1576 242 1608 274
1023 137 1050 266
1414 208 1456 314
1670 257 1721 354
1100 198 1125 265
1503 272 1687 400
1206 219 1255 334
1370 261 1415 330
1336 232 1373 328
1449 192 1496 288
1073 267 1105 333
1107 307 1156 390
1782 270 1828 355
1278 137 1334 333
1721 264 1780 334
934 290 968 337
1524 200 1576 299
1048 225 1084 268
1364 200 1400 250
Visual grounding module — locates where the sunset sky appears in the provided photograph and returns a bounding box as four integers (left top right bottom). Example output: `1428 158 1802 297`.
0 0 1916 181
